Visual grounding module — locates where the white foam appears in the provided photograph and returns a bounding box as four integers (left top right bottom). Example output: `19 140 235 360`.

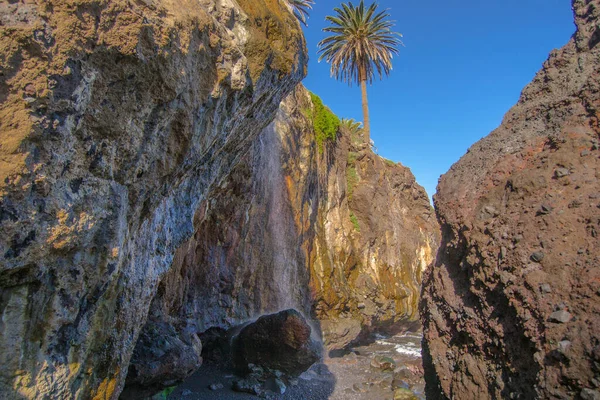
394 344 422 358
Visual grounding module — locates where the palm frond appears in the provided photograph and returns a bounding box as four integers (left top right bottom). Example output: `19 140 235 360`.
286 0 315 26
341 118 363 134
317 0 404 85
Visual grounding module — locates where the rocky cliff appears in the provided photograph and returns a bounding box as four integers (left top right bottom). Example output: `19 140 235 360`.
311 109 439 351
0 0 306 398
131 84 439 395
421 0 600 399
0 0 439 398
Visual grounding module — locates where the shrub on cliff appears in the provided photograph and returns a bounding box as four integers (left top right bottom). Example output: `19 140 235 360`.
309 92 340 152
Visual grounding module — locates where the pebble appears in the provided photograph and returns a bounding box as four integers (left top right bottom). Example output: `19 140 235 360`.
182 389 192 396
555 168 570 178
539 204 553 214
581 388 600 400
581 150 591 157
357 303 366 309
530 251 545 263
209 383 224 391
558 340 571 352
549 310 572 323
540 283 552 294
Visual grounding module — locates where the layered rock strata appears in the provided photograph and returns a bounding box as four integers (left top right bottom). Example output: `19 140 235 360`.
421 0 600 399
0 0 306 398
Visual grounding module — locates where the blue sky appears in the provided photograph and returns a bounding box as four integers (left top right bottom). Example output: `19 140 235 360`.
301 0 575 201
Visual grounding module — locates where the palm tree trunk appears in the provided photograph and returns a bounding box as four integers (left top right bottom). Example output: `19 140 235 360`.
360 78 371 146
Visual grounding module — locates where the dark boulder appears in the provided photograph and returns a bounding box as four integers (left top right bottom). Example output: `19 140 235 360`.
232 309 321 377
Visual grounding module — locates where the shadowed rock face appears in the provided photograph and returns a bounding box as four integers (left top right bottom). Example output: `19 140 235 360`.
421 1 600 399
232 309 321 377
0 0 306 398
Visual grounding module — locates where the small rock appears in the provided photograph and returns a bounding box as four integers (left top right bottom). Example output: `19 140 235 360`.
357 302 366 309
394 388 419 400
392 377 410 390
500 247 507 259
539 204 553 215
581 150 591 157
232 378 262 395
513 234 523 243
558 340 571 352
581 388 600 400
371 355 396 371
540 283 552 294
209 383 224 391
181 389 192 396
481 205 499 219
265 378 286 395
554 167 570 178
530 251 545 263
353 383 366 393
549 310 572 323
394 367 414 380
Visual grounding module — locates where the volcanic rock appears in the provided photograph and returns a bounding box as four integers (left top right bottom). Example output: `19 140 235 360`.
0 0 306 398
232 309 321 377
421 1 600 399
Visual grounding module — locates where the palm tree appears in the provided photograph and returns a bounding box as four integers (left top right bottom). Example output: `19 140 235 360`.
286 0 315 26
317 1 403 145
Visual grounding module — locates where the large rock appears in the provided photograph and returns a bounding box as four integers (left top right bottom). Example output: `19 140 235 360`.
0 0 306 398
232 309 321 377
421 0 600 399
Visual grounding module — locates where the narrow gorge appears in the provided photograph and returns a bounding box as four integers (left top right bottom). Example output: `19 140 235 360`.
0 1 437 399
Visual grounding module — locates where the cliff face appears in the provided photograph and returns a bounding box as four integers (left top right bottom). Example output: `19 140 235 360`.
421 0 600 399
312 119 439 350
139 85 439 382
0 0 306 398
0 0 439 397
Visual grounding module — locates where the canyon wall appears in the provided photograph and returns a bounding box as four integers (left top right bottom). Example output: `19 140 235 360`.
0 0 439 398
132 85 439 394
421 0 600 399
0 0 306 398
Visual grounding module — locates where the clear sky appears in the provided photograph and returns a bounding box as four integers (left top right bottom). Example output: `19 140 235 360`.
301 0 575 201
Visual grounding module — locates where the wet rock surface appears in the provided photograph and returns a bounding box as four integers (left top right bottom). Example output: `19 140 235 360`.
421 0 600 399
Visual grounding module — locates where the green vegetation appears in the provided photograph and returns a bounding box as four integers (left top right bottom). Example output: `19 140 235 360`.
350 212 360 232
152 386 176 399
341 118 365 146
384 158 396 167
310 92 340 152
317 0 404 144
